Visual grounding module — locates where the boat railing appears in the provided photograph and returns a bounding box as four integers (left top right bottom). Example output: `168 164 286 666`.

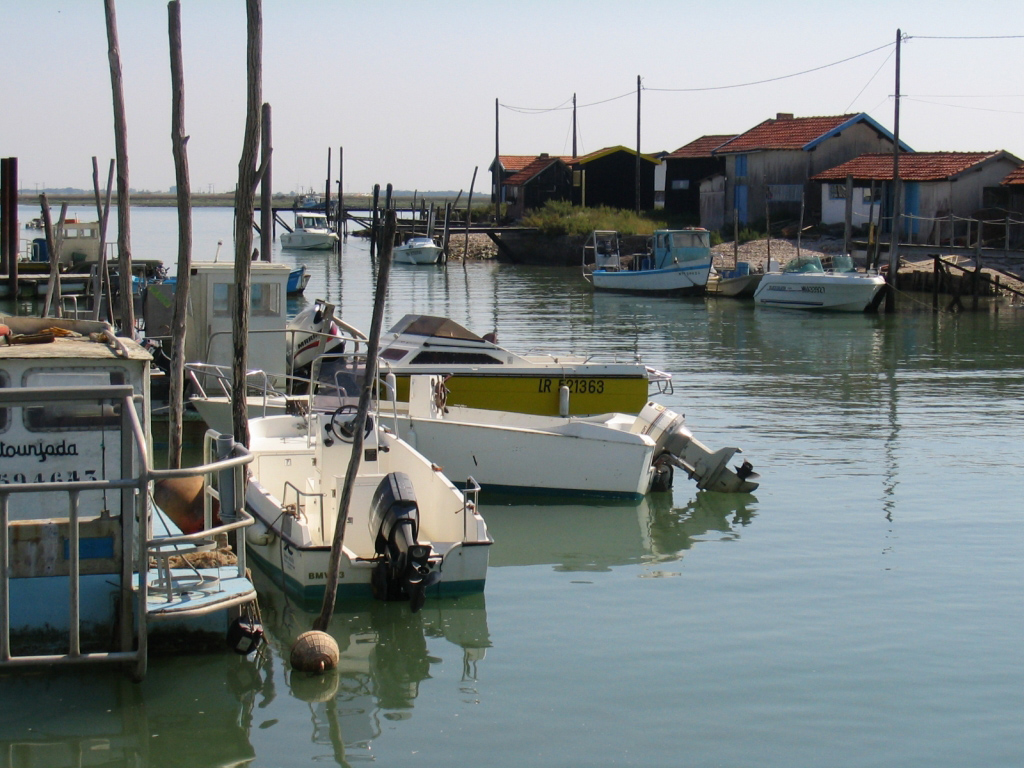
281 481 326 544
463 477 481 540
0 384 254 679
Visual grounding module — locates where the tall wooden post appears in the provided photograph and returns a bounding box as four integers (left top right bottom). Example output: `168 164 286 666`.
167 0 193 469
324 147 332 227
572 93 577 158
91 158 115 322
494 97 500 224
260 102 272 261
337 146 344 236
843 174 854 256
885 28 902 313
104 0 136 335
370 183 380 259
464 166 477 265
1 158 17 302
635 75 641 214
231 0 263 449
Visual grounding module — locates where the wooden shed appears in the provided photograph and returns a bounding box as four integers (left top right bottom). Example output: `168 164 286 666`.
500 154 573 220
811 151 1023 244
663 135 733 222
713 112 907 226
567 146 660 211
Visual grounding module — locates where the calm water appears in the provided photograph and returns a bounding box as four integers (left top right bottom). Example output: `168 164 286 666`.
3 206 1024 766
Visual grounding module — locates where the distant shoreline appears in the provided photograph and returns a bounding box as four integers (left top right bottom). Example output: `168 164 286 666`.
16 191 470 208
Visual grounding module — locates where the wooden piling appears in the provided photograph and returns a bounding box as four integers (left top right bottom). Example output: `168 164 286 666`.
370 184 380 260
260 103 272 260
104 0 136 335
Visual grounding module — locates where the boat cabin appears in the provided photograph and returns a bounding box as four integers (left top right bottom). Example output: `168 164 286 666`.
295 212 330 231
648 229 710 269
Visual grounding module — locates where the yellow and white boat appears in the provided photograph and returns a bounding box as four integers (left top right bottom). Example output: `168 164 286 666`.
288 304 673 417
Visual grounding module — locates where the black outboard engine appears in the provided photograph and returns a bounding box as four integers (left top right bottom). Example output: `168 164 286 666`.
368 472 439 613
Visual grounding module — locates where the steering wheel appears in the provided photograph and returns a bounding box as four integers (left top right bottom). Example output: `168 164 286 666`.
326 404 374 443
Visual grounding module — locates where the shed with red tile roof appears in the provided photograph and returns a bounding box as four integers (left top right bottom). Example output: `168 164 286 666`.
712 112 907 227
811 151 1022 242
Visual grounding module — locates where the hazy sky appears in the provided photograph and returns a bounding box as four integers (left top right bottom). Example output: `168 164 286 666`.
3 1 1022 195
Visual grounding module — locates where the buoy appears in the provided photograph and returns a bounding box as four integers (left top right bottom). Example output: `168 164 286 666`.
290 630 339 674
154 476 219 534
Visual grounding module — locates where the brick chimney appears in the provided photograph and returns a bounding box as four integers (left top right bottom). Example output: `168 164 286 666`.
776 112 794 120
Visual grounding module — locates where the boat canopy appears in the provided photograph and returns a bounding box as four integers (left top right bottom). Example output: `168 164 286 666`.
388 314 485 342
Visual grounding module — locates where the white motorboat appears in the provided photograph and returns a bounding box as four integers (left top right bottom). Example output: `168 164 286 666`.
280 212 339 251
753 254 885 312
382 377 759 499
393 236 444 265
238 405 492 611
285 304 673 417
584 229 713 296
0 316 261 679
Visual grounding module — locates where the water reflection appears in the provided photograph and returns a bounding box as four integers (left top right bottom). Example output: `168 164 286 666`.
0 656 259 768
483 491 758 571
254 574 489 765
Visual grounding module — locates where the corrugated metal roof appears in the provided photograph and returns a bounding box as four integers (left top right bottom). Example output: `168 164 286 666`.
715 114 861 153
667 135 736 159
811 151 1005 182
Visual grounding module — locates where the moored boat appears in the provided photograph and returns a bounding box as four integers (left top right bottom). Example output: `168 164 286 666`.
237 406 492 610
280 212 339 251
709 261 763 298
753 254 885 312
583 229 714 296
0 316 261 679
393 236 444 265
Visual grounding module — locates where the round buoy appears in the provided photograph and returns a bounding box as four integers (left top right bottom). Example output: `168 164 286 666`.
290 630 339 674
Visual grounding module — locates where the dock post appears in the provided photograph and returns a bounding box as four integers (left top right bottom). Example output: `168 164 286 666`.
370 183 380 260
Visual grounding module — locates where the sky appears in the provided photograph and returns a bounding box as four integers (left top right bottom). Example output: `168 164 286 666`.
3 1 1022 196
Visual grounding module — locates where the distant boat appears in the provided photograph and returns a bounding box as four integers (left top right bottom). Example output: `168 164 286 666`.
583 229 713 296
393 236 444 265
753 254 885 312
280 212 338 251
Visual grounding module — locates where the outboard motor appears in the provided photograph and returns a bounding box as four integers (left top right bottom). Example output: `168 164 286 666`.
368 472 439 613
637 402 760 494
287 299 346 377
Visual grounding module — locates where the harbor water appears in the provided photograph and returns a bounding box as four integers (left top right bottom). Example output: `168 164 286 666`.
3 205 1023 766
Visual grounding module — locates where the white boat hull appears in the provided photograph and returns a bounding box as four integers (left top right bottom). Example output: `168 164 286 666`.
393 244 444 264
240 413 491 608
753 271 885 312
280 231 338 250
591 258 712 295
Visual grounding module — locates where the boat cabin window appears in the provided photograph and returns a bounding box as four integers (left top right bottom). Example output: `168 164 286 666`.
410 351 501 365
670 231 708 249
22 369 126 432
783 256 825 273
213 282 282 317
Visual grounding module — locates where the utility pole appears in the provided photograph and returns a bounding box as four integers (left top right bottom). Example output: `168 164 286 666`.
635 75 641 214
885 28 902 313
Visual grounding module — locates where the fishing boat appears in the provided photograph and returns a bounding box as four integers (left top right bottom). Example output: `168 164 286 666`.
708 261 763 298
237 403 492 611
287 264 310 295
0 316 261 679
287 304 673 417
393 236 444 265
280 212 339 251
583 229 713 296
753 254 885 312
382 377 759 498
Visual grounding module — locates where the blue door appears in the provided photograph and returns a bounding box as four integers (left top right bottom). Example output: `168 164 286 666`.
735 185 748 225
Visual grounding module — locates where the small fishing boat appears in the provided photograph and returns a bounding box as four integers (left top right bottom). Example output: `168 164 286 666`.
0 316 262 679
237 404 492 610
583 229 713 296
709 261 763 298
384 377 759 499
393 236 444 265
285 305 673 417
753 254 885 312
280 212 339 251
287 264 310 295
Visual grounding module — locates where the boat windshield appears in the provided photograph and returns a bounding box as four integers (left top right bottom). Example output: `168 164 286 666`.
832 254 855 273
782 255 825 273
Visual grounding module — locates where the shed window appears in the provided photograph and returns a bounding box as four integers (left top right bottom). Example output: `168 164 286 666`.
671 179 690 190
829 184 847 200
735 155 748 178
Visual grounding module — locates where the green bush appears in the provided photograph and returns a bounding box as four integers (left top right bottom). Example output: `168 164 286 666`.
521 201 659 236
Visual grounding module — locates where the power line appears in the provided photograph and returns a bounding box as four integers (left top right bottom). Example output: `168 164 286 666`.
907 34 1024 40
501 91 634 114
845 49 895 112
646 41 895 93
902 97 1024 116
